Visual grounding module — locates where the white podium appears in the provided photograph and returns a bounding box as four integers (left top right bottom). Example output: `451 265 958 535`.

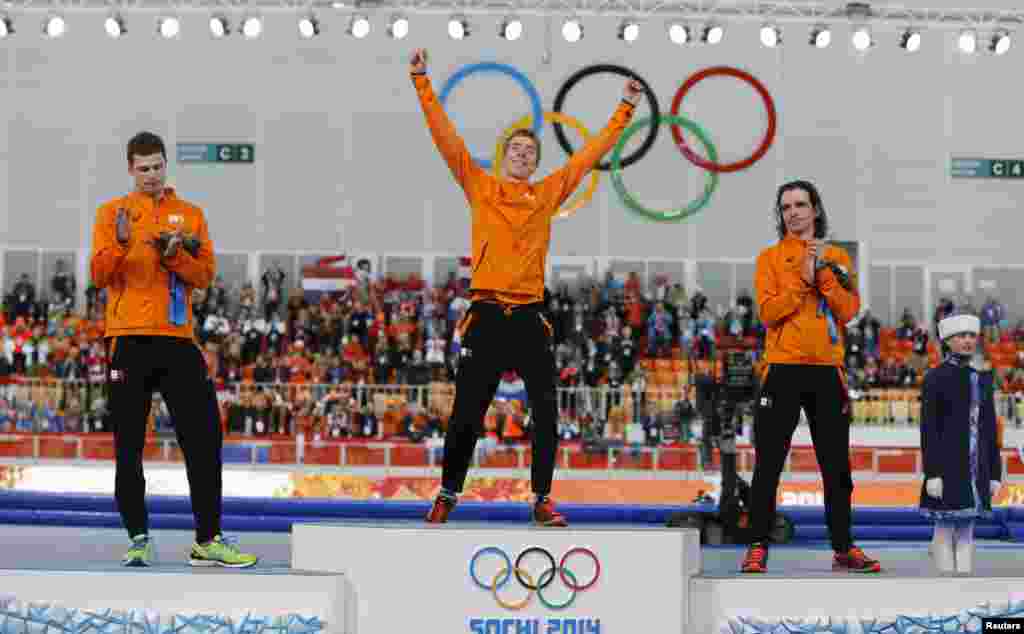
0 567 345 632
691 574 1024 633
292 521 701 634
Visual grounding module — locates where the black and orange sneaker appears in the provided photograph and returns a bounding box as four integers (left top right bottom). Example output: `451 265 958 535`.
426 496 456 523
833 546 881 573
532 498 568 527
740 542 768 573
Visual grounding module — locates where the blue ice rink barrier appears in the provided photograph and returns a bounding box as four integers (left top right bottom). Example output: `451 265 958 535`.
0 491 1016 541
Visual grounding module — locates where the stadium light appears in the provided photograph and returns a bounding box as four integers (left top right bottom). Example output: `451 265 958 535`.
809 26 831 48
448 16 469 39
209 15 229 38
298 15 319 38
349 15 370 38
958 29 977 53
44 15 66 38
499 18 522 40
702 24 723 44
760 24 781 47
851 26 873 51
387 15 408 39
242 16 262 38
562 19 582 42
618 20 639 42
990 30 1011 55
158 16 179 39
899 29 921 51
668 22 690 44
104 15 125 38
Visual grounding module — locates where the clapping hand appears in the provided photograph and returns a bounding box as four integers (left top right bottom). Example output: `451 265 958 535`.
115 208 131 245
623 78 643 105
410 49 428 74
803 239 824 285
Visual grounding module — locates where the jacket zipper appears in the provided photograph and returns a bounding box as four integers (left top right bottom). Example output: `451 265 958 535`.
113 290 124 318
473 242 488 272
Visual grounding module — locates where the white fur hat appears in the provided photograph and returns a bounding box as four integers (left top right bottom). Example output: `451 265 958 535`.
938 314 980 341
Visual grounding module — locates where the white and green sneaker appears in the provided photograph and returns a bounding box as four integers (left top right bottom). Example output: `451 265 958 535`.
123 534 154 567
189 535 258 568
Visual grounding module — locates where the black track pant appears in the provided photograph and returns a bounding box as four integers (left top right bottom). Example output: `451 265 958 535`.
749 363 854 551
108 336 223 543
441 302 558 496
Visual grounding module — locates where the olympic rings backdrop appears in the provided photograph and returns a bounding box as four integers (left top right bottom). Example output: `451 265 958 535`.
438 61 778 223
438 62 544 170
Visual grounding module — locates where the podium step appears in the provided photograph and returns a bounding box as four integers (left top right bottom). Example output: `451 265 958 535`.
293 520 701 633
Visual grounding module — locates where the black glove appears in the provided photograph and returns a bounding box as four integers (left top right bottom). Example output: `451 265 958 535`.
155 232 183 258
816 261 853 291
154 232 172 253
182 235 201 257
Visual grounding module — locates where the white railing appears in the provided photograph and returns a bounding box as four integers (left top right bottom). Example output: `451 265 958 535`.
0 378 1022 438
2 432 1021 482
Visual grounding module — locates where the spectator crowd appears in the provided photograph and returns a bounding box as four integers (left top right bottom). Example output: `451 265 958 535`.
2 257 1023 444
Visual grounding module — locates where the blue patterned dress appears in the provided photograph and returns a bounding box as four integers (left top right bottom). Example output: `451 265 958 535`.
919 355 1000 521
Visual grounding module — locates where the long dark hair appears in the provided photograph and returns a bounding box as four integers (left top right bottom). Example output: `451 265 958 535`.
775 179 828 240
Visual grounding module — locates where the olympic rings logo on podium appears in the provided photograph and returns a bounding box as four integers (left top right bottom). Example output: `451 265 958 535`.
438 61 778 222
469 546 601 610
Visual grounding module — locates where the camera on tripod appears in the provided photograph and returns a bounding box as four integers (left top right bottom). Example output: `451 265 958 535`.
703 338 756 462
721 341 756 399
668 337 794 545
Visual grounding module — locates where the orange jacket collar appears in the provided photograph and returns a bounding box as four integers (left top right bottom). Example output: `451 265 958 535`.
128 187 177 203
781 233 811 245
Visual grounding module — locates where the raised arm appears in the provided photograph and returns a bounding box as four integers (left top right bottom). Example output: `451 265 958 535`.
90 204 131 289
542 79 641 210
409 49 480 190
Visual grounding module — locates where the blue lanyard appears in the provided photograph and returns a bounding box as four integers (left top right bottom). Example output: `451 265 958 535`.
168 273 187 326
819 297 838 344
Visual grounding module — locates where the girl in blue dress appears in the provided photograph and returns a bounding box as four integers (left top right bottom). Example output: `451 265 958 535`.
920 314 1003 575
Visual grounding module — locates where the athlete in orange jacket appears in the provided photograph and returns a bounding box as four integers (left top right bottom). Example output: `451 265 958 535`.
412 53 635 307
741 179 881 574
92 187 214 340
89 132 256 569
412 49 640 526
756 235 858 367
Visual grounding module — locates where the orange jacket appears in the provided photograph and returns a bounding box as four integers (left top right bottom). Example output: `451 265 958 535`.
413 73 635 305
90 188 215 340
755 236 859 367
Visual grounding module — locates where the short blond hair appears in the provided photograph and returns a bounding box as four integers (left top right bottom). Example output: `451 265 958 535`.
502 128 541 163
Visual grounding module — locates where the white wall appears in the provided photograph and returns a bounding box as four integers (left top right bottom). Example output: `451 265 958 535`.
1 11 1021 268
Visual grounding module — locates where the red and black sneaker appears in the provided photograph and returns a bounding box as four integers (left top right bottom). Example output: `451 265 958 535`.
740 542 768 573
833 546 881 573
532 498 568 527
426 496 456 523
